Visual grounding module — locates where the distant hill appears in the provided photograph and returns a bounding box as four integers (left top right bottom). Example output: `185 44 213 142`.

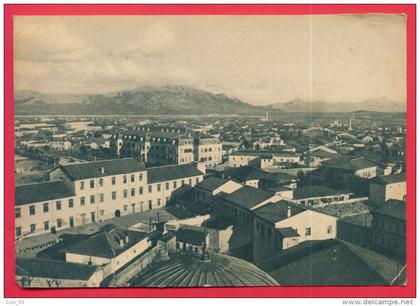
15 86 405 115
268 98 405 113
15 86 263 115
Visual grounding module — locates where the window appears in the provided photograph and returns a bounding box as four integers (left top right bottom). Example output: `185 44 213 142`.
131 203 136 213
57 219 62 228
68 199 74 208
166 182 170 190
80 197 86 206
305 227 312 236
112 192 117 200
69 217 74 227
99 193 104 203
123 205 128 211
44 221 49 231
189 178 192 185
90 212 96 222
148 185 152 193
139 173 143 181
56 201 62 210
99 178 103 187
131 174 135 182
131 188 135 197
30 224 36 233
111 177 116 185
196 178 200 184
80 181 85 190
16 227 22 237
43 203 49 213
123 175 127 184
327 226 333 234
90 179 95 189
181 180 185 185
139 187 143 195
157 184 161 192
123 190 128 198
148 200 153 210
157 199 161 206
90 195 95 204
99 210 105 216
173 181 177 189
29 205 36 216
15 208 21 218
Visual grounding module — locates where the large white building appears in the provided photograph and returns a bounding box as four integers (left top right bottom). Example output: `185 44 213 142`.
15 158 205 238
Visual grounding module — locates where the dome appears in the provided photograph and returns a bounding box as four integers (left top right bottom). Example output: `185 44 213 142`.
130 253 279 287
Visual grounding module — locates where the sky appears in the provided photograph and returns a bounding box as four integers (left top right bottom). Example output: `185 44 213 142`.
14 14 406 105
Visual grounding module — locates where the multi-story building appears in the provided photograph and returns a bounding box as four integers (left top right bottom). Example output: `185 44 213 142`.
293 185 353 207
15 158 205 238
369 174 406 206
111 127 219 167
372 199 406 257
193 135 222 167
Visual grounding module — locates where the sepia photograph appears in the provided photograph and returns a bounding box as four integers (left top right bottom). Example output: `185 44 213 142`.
6 5 413 295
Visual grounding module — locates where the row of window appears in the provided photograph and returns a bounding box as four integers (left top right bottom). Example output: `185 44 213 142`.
16 178 200 218
79 173 144 190
373 218 404 234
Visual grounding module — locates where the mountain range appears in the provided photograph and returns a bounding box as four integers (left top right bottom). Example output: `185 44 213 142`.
14 86 405 115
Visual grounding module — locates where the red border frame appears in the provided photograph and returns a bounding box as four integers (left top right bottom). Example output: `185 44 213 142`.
4 4 416 298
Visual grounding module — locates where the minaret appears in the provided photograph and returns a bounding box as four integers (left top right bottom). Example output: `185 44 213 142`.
348 114 353 131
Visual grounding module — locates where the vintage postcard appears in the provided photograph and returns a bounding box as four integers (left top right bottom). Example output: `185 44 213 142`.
4 4 416 299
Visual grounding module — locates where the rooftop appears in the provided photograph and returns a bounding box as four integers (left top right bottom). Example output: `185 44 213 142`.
131 253 279 287
15 180 75 206
176 228 207 245
147 163 204 184
324 156 377 171
293 185 352 200
196 176 230 191
253 200 305 224
217 185 275 210
16 257 98 281
371 173 406 185
57 158 145 181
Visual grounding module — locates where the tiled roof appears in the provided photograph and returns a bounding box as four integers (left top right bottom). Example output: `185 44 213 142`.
176 228 207 245
15 180 75 206
196 176 230 191
16 257 97 281
218 185 275 210
58 158 145 181
253 200 305 223
374 200 406 221
293 185 351 200
63 226 149 258
147 163 204 184
324 156 376 171
224 166 295 183
371 173 406 185
257 239 392 286
276 227 300 238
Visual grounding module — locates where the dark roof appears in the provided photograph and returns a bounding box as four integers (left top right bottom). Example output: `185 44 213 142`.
196 176 230 191
309 150 337 158
223 166 295 183
147 163 204 184
15 180 75 206
293 185 351 200
131 253 279 287
253 200 305 223
58 158 145 180
324 156 376 171
277 227 300 238
16 257 97 281
371 173 406 185
257 239 391 286
176 228 207 245
218 185 275 210
63 227 149 258
374 200 406 221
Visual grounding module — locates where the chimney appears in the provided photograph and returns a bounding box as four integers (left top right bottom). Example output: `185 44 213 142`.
100 167 105 174
124 233 129 244
287 206 292 218
332 248 337 261
119 238 124 247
